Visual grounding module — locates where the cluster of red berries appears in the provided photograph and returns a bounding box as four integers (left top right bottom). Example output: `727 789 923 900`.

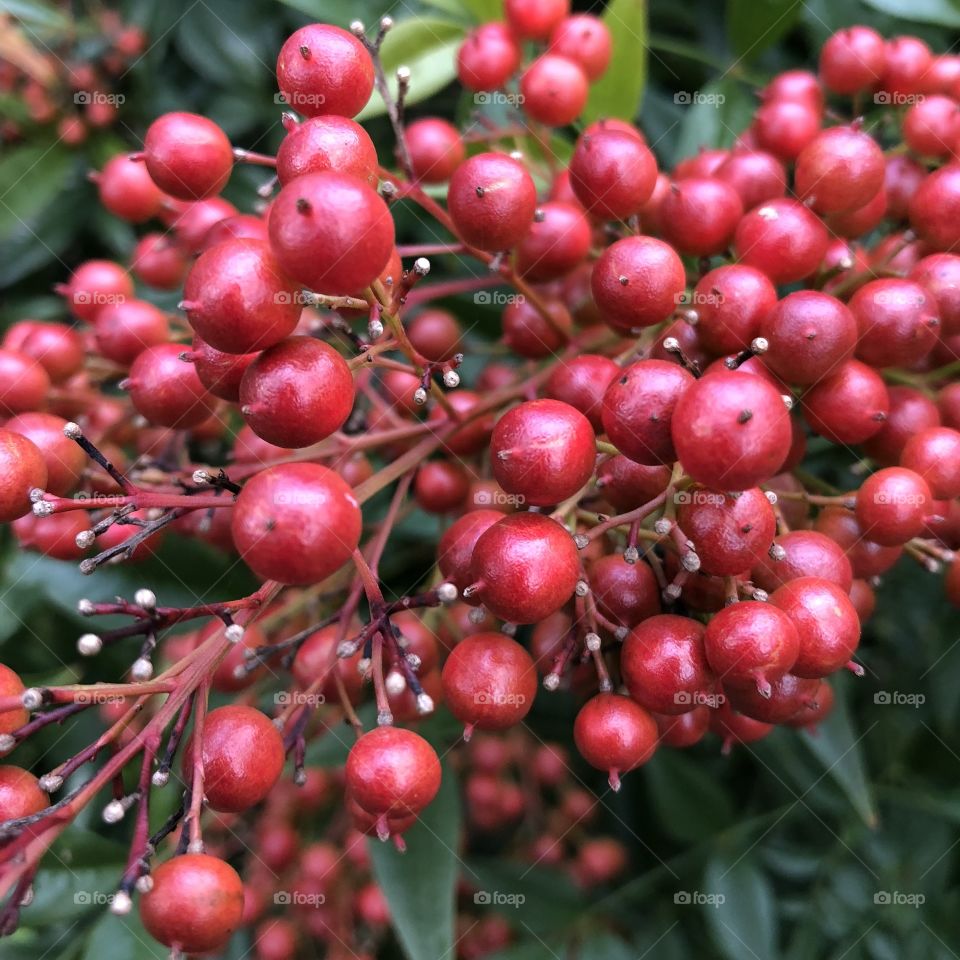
0 9 145 147
1 5 960 955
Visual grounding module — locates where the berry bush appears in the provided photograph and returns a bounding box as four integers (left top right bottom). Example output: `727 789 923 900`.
2 0 960 958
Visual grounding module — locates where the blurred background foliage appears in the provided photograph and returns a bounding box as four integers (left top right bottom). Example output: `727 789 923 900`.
2 0 960 958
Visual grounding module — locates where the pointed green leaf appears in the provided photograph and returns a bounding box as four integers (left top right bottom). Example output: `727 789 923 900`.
727 0 804 59
861 0 960 26
702 855 779 960
582 0 647 124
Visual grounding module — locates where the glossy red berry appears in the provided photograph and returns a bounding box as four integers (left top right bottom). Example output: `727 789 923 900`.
186 337 258 402
515 201 592 281
814 506 903 579
622 614 713 715
58 259 134 321
276 115 378 186
172 197 238 252
692 264 777 356
703 601 800 696
881 35 932 95
5 413 86 496
760 291 858 386
124 343 217 429
0 664 28 734
901 427 960 500
269 171 394 296
596 457 671 512
406 118 465 184
677 487 776 577
413 460 470 514
655 706 710 748
437 509 504 593
569 131 658 220
184 705 284 812
589 554 660 627
491 399 596 506
520 55 589 127
548 14 612 80
795 126 885 214
4 321 84 385
803 359 889 444
734 199 828 284
601 360 693 466
291 623 363 703
140 854 244 954
96 153 164 222
753 99 821 162
501 297 572 358
239 336 354 448
276 24 374 118
505 0 569 40
849 279 939 369
441 632 536 735
0 766 48 821
345 725 441 819
725 673 822 724
232 463 362 585
770 577 860 677
573 693 658 790
909 163 960 251
714 150 787 211
819 26 886 94
143 112 233 200
93 298 170 366
0 430 47 523
672 370 792 491
660 178 744 256
855 466 932 546
591 236 686 333
447 153 537 252
407 308 462 362
468 512 579 623
428 390 494 456
202 213 269 249
751 530 853 593
709 700 773 753
457 23 522 92
132 233 189 290
544 354 619 432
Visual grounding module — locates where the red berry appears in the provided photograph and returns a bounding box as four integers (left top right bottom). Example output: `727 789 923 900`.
762 69 824 109
596 456 671 512
186 337 257 402
569 131 658 220
202 214 268 250
268 172 395 296
692 264 777 356
0 429 48 523
677 487 776 577
515 201 592 281
703 601 800 696
910 163 960 251
520 55 589 127
544 354 619 432
457 23 521 92
548 14 612 81
0 664 28 734
849 279 939 369
795 126 885 214
468 512 579 623
140 854 244 954
589 553 660 627
143 112 233 200
94 298 170 366
232 463 362 585
407 308 462 361
903 94 960 158
505 0 569 40
255 918 298 960
345 725 441 819
660 178 744 256
4 321 84 385
601 360 694 466
672 370 792 491
292 623 364 703
714 149 787 211
428 390 494 456
760 291 858 386
491 398 596 506
0 766 48 821
655 706 710 748
910 254 960 335
132 233 189 290
885 154 926 220
124 343 217 429
751 530 853 593
184 705 284 812
819 26 886 94
447 153 537 252
881 36 932 95
826 186 888 239
5 412 86 496
437 509 505 594
591 236 686 332
573 693 657 790
0 349 50 416
276 24 374 118
622 615 714 716
96 153 163 222
501 297 572 358
814 506 903 579
769 577 860 677
709 700 773 752
441 632 536 735
733 199 828 284
901 427 960 500
725 673 822 724
855 466 932 546
413 460 470 514
406 118 465 184
276 115 378 186
184 239 301 355
802 359 889 445
239 336 354 448
753 99 821 161
59 259 134 321
172 197 238 253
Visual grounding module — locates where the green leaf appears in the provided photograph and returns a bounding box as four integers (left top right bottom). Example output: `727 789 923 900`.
367 763 461 960
458 0 502 21
582 0 648 124
672 76 754 167
0 142 75 238
81 910 168 960
799 684 878 827
579 931 636 960
861 0 960 27
357 17 466 121
0 0 72 31
702 856 779 960
727 0 804 59
645 750 735 843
